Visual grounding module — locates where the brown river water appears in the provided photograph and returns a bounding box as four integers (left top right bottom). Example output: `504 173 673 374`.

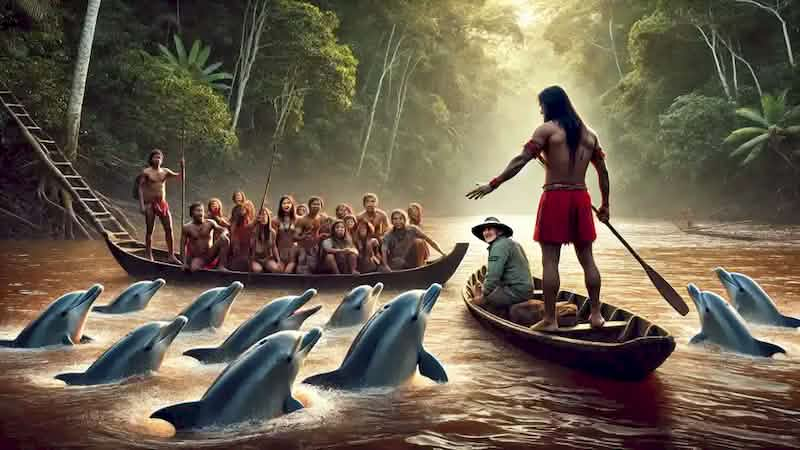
0 216 798 449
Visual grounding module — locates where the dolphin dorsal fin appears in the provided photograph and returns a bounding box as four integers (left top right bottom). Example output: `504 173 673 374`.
151 401 204 430
756 340 786 357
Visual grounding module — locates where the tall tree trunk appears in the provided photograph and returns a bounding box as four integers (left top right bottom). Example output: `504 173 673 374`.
356 25 404 176
695 25 732 101
734 0 794 67
385 54 420 182
720 37 763 98
63 0 101 161
608 17 623 80
230 0 269 132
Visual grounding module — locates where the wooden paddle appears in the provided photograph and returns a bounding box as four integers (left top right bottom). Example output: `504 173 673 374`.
178 128 186 230
532 156 689 316
592 206 689 316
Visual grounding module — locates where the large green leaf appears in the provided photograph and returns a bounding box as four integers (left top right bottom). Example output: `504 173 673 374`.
196 45 211 68
723 127 766 144
158 44 179 66
188 40 201 67
735 107 770 127
783 125 800 136
741 143 765 166
173 34 188 65
205 72 234 82
202 61 224 75
761 92 786 125
731 133 769 158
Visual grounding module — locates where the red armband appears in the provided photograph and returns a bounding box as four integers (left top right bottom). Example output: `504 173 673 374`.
489 177 501 189
523 138 544 158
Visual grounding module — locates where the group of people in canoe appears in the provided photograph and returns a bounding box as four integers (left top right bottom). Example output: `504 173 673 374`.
135 152 445 275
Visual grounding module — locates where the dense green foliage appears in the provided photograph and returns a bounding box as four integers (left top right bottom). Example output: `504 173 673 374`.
536 0 800 220
2 0 799 220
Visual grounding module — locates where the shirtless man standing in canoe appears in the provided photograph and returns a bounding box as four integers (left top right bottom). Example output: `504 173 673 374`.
357 193 390 237
137 149 183 264
180 202 231 272
467 85 611 331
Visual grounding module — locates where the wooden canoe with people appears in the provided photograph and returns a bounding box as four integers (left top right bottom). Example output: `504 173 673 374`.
462 265 676 380
104 232 468 289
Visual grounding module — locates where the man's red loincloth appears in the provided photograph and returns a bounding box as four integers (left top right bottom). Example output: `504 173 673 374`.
185 245 220 269
150 198 170 218
534 188 596 245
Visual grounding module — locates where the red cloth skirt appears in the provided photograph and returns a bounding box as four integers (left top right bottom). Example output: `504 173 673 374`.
534 189 596 244
151 198 170 218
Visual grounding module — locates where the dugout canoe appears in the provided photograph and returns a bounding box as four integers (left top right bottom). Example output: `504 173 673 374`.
462 266 675 380
104 232 468 290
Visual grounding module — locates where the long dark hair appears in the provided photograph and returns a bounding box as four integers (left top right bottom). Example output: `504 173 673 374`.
538 86 584 168
277 194 296 222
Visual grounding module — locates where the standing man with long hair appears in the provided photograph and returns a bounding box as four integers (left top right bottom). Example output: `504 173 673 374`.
467 86 611 331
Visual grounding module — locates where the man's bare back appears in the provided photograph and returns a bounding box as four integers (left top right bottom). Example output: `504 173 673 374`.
534 121 603 186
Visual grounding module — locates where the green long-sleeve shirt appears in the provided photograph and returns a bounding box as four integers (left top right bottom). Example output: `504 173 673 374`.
483 236 533 299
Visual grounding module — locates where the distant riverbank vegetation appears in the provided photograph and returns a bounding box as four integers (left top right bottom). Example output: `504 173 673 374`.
1 0 799 230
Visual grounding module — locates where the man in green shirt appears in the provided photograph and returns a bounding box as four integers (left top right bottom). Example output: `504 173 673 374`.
471 217 534 314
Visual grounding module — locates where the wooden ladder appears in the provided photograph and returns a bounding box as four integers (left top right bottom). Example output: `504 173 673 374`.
0 85 134 243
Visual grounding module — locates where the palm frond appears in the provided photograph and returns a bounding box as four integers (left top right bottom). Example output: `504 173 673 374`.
205 72 234 82
761 93 786 125
735 107 770 127
783 125 800 136
731 133 769 158
741 142 765 166
173 35 188 65
158 44 179 66
202 61 224 75
196 45 211 68
211 83 232 91
723 127 767 145
188 40 201 67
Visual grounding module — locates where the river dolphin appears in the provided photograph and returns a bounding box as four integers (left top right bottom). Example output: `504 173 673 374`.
303 283 447 389
151 328 323 431
715 267 800 328
184 288 321 364
179 281 244 331
93 279 166 314
326 283 383 328
55 316 187 385
0 284 103 348
687 283 785 357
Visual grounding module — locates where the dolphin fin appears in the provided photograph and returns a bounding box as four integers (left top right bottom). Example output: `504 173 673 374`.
0 340 15 347
63 334 75 346
151 401 203 430
689 333 707 345
418 348 448 383
80 335 94 344
780 315 800 328
302 370 349 388
183 347 222 364
755 340 786 357
283 395 304 414
55 372 86 385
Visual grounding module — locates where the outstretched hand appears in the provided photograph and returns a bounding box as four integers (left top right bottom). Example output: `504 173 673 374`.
466 183 494 200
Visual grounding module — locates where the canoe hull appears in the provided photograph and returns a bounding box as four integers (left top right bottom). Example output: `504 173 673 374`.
105 234 468 290
463 267 675 381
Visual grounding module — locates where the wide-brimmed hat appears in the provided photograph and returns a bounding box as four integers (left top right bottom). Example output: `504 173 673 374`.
471 216 513 241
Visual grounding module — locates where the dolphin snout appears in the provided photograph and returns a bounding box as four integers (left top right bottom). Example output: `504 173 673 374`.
218 281 244 304
160 316 188 343
299 327 323 355
421 283 442 314
78 284 104 308
150 278 167 292
371 282 384 299
687 283 703 308
714 267 737 288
